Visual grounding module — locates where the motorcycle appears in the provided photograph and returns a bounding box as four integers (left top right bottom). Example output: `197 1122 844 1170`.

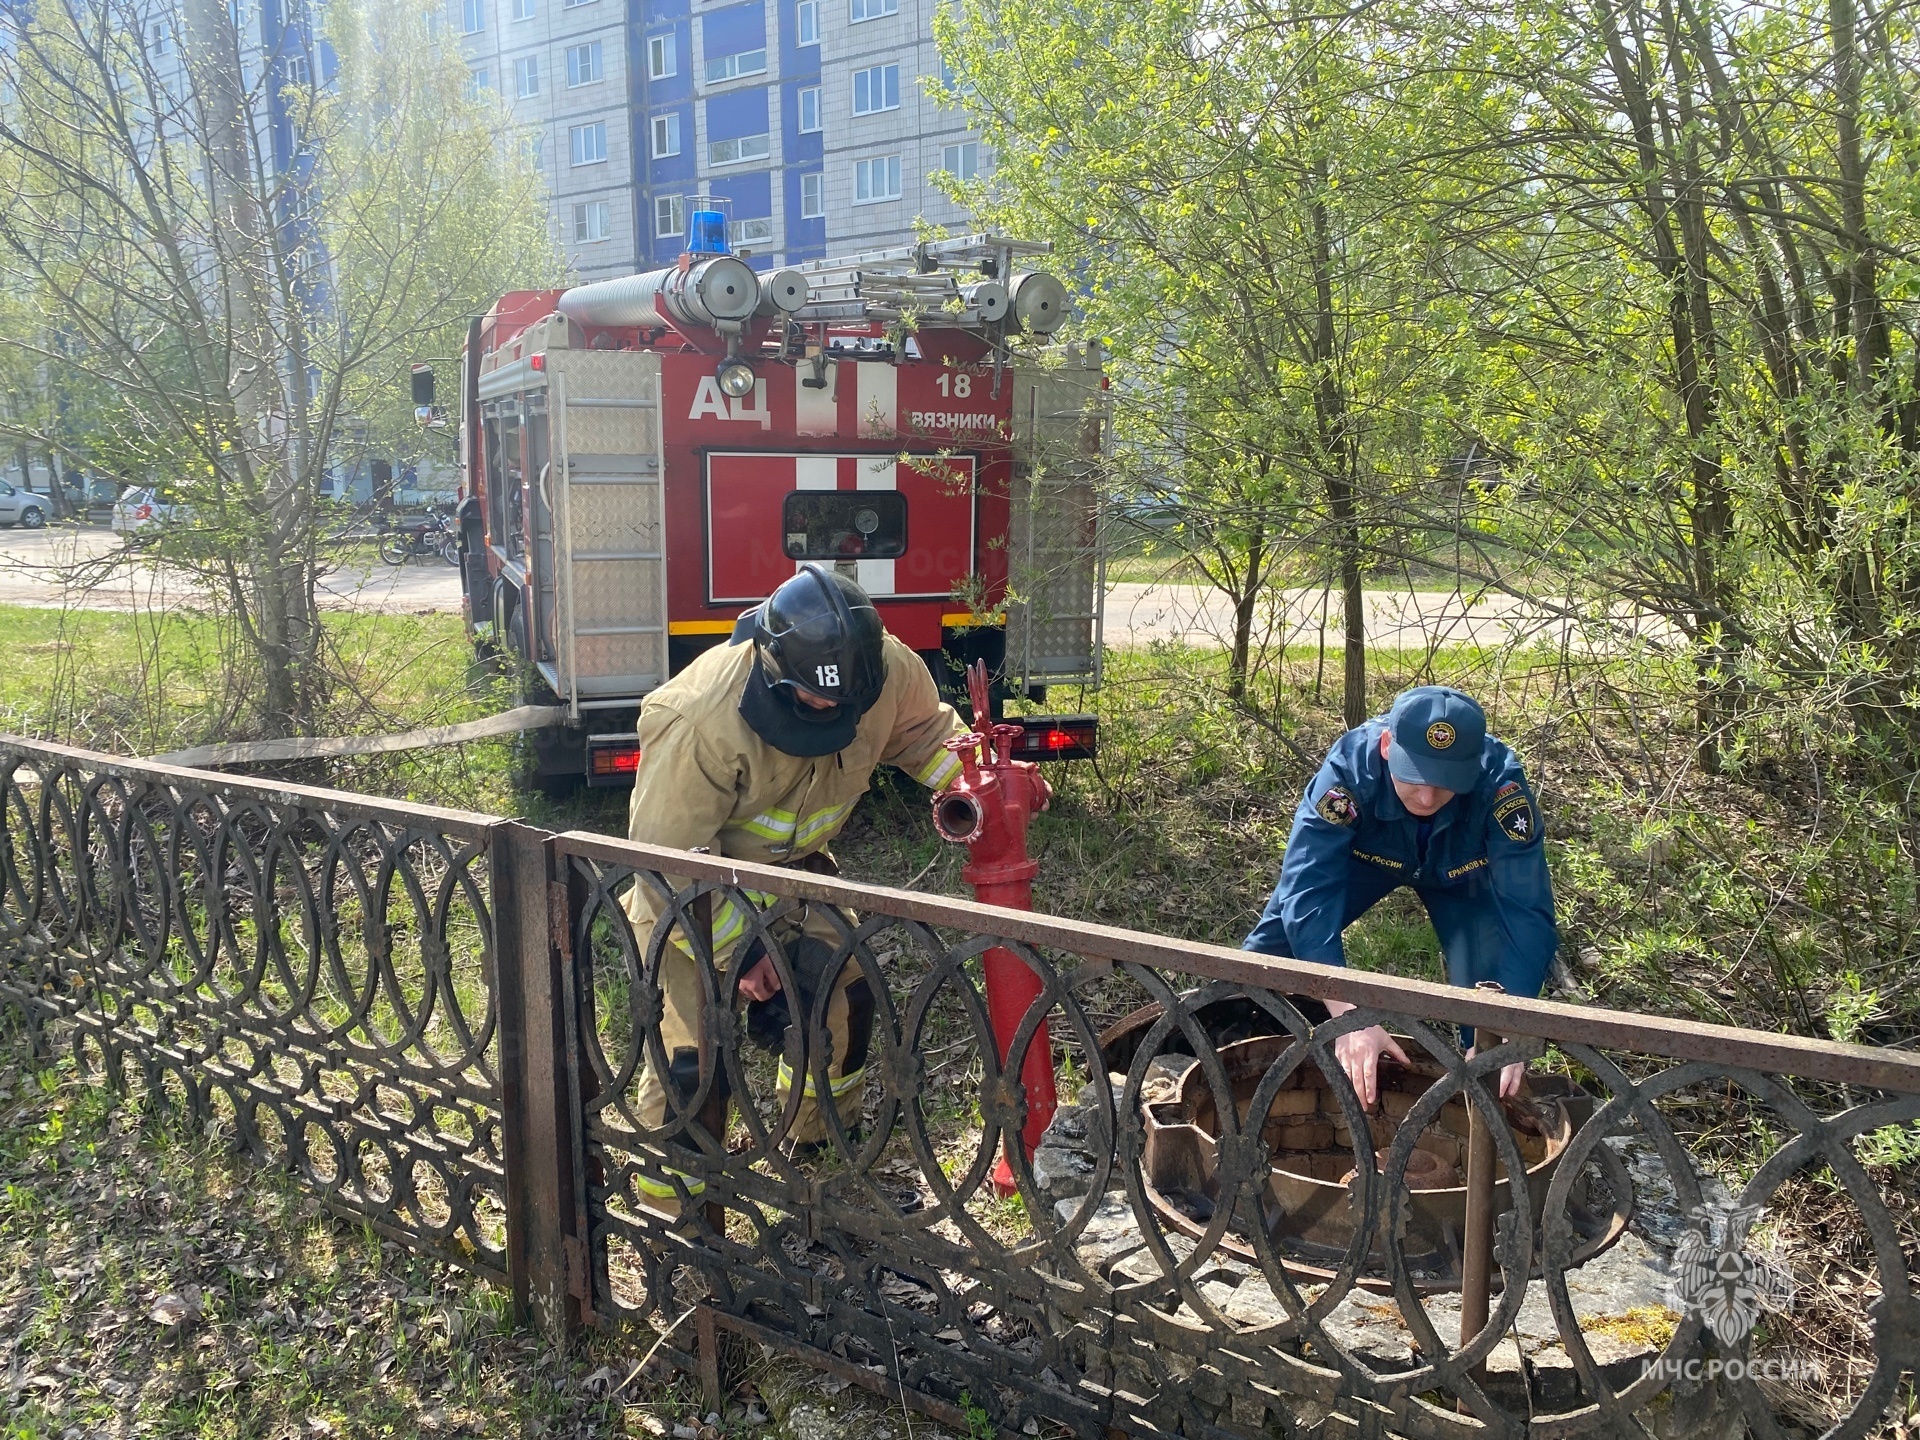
379 505 460 567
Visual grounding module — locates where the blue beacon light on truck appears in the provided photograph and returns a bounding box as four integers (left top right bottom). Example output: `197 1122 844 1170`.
686 208 730 255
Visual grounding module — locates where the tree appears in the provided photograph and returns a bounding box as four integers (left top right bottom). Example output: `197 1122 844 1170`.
1417 0 1920 772
0 0 559 738
936 0 1486 722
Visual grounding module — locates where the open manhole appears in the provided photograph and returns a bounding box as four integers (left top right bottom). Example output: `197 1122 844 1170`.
1102 1000 1633 1294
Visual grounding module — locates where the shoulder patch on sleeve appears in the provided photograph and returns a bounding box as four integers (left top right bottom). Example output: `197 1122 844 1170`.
1494 793 1537 842
1316 785 1360 826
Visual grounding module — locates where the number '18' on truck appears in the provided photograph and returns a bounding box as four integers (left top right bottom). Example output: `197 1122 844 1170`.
413 219 1106 790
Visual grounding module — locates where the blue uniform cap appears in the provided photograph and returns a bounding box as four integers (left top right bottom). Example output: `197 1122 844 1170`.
1386 686 1486 793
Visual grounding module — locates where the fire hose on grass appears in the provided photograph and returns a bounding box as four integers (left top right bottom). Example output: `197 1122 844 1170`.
931 661 1059 1198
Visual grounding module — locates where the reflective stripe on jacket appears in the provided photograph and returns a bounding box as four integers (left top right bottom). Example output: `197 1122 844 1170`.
623 632 969 960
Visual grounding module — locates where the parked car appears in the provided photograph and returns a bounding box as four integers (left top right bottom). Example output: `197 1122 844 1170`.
111 487 179 533
32 477 117 520
83 479 124 520
0 479 49 528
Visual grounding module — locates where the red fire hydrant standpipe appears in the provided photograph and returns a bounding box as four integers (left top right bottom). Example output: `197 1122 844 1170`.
931 661 1058 1198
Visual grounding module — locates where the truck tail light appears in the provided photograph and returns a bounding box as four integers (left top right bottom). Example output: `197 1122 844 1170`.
586 734 641 785
1011 715 1098 762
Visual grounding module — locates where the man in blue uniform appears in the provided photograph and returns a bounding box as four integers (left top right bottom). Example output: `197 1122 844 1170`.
1244 685 1557 1107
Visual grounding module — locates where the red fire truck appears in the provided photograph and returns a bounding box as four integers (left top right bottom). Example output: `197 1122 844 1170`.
422 225 1105 789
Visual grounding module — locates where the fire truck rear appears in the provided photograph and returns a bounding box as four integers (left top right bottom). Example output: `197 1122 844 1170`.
425 219 1105 790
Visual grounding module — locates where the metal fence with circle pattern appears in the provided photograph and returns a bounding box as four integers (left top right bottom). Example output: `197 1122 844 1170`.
3 737 1916 1440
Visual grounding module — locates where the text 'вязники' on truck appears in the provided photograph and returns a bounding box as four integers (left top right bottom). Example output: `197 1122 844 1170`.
410 213 1106 791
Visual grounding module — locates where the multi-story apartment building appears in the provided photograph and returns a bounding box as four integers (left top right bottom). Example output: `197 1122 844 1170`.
137 0 325 214
458 0 636 282
460 0 983 279
811 0 976 255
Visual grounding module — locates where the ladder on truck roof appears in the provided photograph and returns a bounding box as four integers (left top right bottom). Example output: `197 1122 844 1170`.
781 234 1065 331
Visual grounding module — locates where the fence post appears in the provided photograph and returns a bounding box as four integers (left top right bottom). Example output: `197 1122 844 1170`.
1458 1023 1499 1396
493 819 582 1343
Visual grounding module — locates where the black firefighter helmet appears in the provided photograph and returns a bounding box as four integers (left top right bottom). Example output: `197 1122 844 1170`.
754 563 886 709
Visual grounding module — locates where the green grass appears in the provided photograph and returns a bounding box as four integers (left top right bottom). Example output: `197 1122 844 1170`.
5 599 1911 1050
0 1047 969 1440
0 1058 617 1439
1098 549 1196 586
5 604 1919 1432
0 604 501 767
1097 536 1499 592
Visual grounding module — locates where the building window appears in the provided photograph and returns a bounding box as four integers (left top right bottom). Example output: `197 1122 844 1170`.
283 187 318 228
514 54 540 96
708 132 770 166
940 141 979 181
511 0 533 18
854 153 901 202
460 0 482 32
648 33 676 79
798 85 821 133
849 0 895 20
566 41 603 86
800 171 824 218
148 20 171 53
561 0 595 9
285 54 311 86
520 130 542 167
467 64 491 96
656 193 686 242
851 63 898 115
796 0 818 43
731 216 773 246
651 112 680 157
704 48 766 83
569 121 607 165
573 201 610 242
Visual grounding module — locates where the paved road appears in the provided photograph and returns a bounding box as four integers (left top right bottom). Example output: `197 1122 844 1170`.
0 525 462 614
1102 581 1667 653
0 524 1662 651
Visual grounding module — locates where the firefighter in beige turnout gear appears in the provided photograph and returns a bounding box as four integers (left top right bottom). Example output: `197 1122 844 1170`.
623 565 969 1209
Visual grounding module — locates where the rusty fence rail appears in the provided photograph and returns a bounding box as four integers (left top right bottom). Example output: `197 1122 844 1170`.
3 737 1918 1440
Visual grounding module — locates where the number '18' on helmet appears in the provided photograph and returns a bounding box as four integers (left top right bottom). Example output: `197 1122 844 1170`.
751 563 887 712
